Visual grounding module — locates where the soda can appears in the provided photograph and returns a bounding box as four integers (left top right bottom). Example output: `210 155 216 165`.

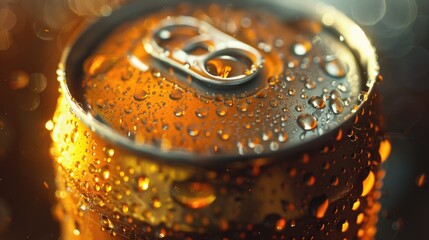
51 0 391 239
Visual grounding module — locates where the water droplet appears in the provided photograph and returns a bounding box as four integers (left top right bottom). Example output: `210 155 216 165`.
361 171 375 196
295 105 303 112
278 132 288 142
195 107 209 118
170 181 216 209
216 106 228 117
338 220 349 232
133 90 148 101
94 195 105 207
217 130 230 141
287 88 296 96
352 199 361 211
187 124 200 137
136 176 150 191
169 88 183 100
305 79 316 89
330 89 342 99
237 102 249 112
330 176 339 186
105 147 115 157
330 99 344 114
379 138 391 163
102 169 110 179
356 213 364 224
297 114 317 131
309 195 329 218
147 68 160 79
321 58 348 78
124 106 132 114
151 197 162 209
174 108 185 117
267 76 277 86
100 215 114 230
270 100 278 108
121 69 133 81
308 96 326 109
292 37 312 56
303 173 316 186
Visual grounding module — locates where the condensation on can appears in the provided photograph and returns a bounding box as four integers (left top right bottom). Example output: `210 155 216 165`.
51 0 387 239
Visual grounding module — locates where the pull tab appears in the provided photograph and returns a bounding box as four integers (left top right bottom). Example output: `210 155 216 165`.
143 16 263 86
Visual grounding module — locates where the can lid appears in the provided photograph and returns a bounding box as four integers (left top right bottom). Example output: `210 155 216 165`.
60 0 379 165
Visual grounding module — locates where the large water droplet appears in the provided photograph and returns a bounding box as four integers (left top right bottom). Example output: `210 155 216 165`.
330 98 344 114
196 107 209 118
133 90 148 101
187 124 200 137
170 181 216 209
169 88 183 100
292 37 313 56
308 96 326 109
321 57 348 78
297 114 317 131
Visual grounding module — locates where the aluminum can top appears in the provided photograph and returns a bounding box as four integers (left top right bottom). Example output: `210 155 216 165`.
59 0 379 165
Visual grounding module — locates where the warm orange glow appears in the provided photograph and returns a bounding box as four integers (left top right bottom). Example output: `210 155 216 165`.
361 171 375 197
276 218 286 231
379 139 391 163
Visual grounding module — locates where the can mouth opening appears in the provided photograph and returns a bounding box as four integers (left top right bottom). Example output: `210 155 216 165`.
59 0 379 166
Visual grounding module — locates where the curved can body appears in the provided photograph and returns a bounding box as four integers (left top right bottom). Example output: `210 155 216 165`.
50 0 390 239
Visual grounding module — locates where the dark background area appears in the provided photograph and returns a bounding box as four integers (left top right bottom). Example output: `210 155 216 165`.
1 0 429 239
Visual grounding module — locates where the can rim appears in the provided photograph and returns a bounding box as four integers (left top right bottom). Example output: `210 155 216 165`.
58 0 379 167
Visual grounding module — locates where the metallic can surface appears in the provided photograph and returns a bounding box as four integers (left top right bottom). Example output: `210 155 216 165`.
51 0 390 239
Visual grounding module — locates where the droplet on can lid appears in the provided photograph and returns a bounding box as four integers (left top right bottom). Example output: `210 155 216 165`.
292 37 313 56
321 57 348 78
297 114 317 131
308 96 326 109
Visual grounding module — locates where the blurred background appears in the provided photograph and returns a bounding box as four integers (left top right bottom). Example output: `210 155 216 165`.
0 0 428 239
